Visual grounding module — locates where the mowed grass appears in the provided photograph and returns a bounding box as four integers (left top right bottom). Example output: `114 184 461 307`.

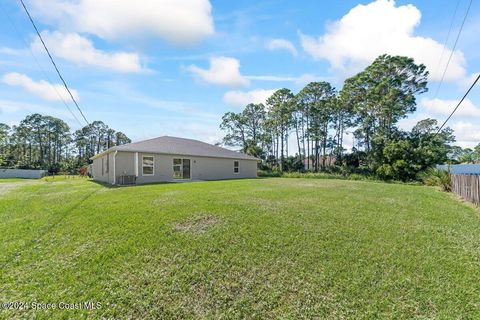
1 178 480 319
0 178 31 183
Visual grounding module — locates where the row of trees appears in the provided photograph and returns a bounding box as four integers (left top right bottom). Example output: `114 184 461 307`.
220 54 463 181
0 114 130 173
220 83 347 172
450 144 480 163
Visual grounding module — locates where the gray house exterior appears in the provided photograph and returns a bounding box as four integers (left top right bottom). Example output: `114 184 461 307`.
90 136 258 185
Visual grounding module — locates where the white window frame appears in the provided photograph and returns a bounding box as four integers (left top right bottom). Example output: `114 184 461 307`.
142 155 155 176
234 160 240 174
173 158 191 180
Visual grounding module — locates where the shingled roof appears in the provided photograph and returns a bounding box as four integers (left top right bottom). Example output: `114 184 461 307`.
91 136 258 160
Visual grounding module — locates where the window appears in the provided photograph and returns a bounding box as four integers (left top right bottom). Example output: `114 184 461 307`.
142 156 154 176
234 160 239 174
106 155 109 174
101 157 104 175
173 158 191 179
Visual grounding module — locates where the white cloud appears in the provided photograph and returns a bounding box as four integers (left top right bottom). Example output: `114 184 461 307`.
450 121 480 148
1 72 79 102
421 98 480 117
0 47 25 56
399 114 480 149
31 31 143 73
265 38 297 56
246 75 298 82
397 113 427 132
246 73 324 85
223 89 277 107
28 0 214 45
186 57 250 87
294 74 325 86
461 72 480 90
300 0 466 82
0 98 78 122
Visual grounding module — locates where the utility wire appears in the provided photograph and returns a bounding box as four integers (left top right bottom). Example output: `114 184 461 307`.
432 0 473 99
436 74 480 134
0 2 83 127
19 0 89 125
432 0 461 81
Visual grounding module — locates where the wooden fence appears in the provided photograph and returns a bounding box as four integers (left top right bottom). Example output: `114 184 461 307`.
451 174 480 206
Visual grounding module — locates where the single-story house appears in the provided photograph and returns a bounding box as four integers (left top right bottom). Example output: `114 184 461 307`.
90 136 258 185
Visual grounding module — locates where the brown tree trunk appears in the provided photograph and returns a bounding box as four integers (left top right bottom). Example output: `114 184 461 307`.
280 129 284 172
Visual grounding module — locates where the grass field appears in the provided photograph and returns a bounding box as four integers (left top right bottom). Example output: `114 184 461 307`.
1 177 480 319
0 178 30 183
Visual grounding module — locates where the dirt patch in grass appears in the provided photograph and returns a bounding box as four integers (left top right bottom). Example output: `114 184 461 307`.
151 190 187 206
152 192 187 206
152 197 175 206
173 215 222 234
0 181 36 196
0 183 18 196
246 197 284 212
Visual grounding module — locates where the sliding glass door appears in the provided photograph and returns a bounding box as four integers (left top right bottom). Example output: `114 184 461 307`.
173 158 191 179
182 159 190 179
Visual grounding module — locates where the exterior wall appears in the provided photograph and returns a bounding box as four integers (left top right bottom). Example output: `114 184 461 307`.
0 169 47 179
189 156 257 181
92 153 114 183
114 151 136 177
108 152 115 183
107 151 257 184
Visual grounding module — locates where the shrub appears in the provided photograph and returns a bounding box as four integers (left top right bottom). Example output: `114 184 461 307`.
257 170 282 177
421 168 451 191
79 166 89 177
257 170 379 182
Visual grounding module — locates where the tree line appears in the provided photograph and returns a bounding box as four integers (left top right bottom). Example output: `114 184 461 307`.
450 144 480 164
220 54 474 181
0 114 130 173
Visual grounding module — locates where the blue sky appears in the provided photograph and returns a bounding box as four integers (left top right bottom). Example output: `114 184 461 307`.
0 0 479 148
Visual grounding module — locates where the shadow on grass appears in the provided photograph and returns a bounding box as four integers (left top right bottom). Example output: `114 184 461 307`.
87 179 175 189
41 175 90 183
0 187 99 269
88 180 120 189
87 177 263 189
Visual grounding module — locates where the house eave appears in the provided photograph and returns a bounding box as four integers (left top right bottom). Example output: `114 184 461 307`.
90 147 117 161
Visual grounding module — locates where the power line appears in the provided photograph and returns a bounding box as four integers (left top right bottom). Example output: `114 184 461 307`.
432 0 461 81
19 0 89 125
0 2 83 127
436 74 480 134
432 0 473 99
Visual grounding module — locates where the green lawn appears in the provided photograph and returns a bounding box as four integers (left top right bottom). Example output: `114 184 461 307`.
1 177 479 319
